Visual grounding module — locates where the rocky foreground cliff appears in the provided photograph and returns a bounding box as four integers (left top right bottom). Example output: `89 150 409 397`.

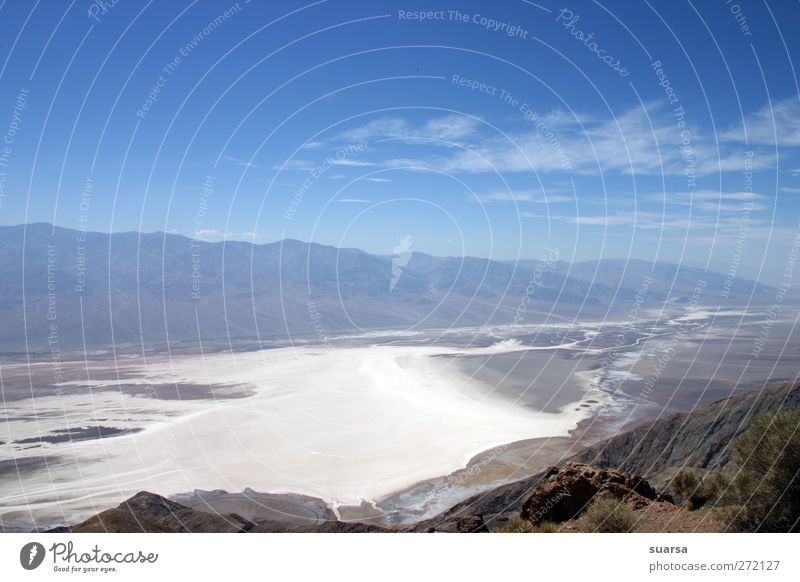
52 381 799 533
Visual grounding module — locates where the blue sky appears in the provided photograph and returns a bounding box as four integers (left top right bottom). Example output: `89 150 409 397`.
0 0 799 281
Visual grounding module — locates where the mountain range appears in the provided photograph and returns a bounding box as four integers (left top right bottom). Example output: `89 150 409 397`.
0 223 777 353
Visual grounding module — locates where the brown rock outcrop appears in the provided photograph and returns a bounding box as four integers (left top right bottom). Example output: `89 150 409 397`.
415 513 489 533
55 491 389 533
520 463 672 525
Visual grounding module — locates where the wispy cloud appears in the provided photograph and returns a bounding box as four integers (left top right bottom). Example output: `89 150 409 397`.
336 198 372 204
568 210 766 232
369 102 782 176
301 141 327 150
331 158 376 167
221 155 259 168
475 190 574 203
194 229 260 242
274 159 316 171
644 190 770 212
720 96 800 146
358 176 393 183
337 114 480 146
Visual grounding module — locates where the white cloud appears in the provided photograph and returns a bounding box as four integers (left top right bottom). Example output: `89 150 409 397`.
331 158 376 167
721 96 800 146
193 229 261 242
644 190 770 212
520 211 573 219
369 101 785 176
567 210 766 232
221 155 259 168
336 198 372 204
274 159 316 171
338 118 410 141
476 190 573 203
337 114 480 146
421 114 481 141
301 141 326 150
358 177 393 183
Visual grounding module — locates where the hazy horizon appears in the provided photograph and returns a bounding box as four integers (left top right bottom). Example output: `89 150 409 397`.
0 221 781 284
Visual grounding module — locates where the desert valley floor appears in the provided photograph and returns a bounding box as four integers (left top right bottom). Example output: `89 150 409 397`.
1 305 798 530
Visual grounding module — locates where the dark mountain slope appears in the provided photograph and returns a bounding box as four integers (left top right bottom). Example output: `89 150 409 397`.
419 381 800 528
570 381 800 486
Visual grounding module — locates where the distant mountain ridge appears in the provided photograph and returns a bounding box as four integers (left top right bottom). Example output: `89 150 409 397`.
0 223 777 353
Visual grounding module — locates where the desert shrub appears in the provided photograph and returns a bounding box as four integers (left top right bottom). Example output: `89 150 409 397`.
671 468 731 510
577 493 637 533
699 472 731 507
723 409 800 532
495 517 534 533
671 468 701 507
495 518 560 533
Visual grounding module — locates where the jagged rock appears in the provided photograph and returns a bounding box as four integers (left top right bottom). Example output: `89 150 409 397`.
520 463 672 525
417 513 488 533
68 492 254 533
60 491 388 533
